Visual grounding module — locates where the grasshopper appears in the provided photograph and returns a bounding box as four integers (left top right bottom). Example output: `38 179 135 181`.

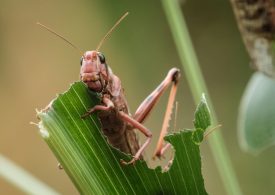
38 12 180 165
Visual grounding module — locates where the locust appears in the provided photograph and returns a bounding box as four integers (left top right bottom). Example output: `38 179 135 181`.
38 12 180 165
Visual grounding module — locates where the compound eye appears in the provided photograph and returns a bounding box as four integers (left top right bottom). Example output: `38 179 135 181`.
98 52 106 63
80 56 83 66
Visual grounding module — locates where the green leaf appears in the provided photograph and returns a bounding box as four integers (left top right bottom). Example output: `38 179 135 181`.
192 94 211 145
238 72 275 154
194 94 211 131
37 82 210 194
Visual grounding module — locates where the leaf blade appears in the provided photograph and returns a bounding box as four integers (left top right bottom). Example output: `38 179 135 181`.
37 82 209 194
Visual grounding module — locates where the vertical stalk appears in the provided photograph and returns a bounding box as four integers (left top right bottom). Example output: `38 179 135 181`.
0 155 59 195
161 0 242 195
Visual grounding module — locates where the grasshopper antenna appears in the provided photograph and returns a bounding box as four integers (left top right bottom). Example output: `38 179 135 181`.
37 22 84 56
96 12 129 51
204 124 222 138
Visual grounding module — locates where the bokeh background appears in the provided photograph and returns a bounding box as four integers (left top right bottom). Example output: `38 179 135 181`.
1 0 275 194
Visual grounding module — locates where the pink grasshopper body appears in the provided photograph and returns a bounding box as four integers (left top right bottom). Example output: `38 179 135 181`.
81 51 140 155
80 50 180 165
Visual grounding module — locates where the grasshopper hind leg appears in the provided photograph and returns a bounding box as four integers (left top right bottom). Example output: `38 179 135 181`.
133 68 180 159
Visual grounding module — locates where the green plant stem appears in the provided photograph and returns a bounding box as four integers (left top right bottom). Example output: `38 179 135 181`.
0 155 60 195
161 0 242 195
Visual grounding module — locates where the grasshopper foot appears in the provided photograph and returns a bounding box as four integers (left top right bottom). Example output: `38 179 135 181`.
120 157 138 165
152 153 166 161
153 143 171 160
81 108 96 119
81 104 113 119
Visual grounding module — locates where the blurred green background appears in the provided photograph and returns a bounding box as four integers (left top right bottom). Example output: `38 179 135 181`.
1 0 275 194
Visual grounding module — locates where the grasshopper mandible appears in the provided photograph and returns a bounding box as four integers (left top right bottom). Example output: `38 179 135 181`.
38 12 180 165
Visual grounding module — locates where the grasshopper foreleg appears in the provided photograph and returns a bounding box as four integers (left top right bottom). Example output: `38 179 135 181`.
81 97 114 118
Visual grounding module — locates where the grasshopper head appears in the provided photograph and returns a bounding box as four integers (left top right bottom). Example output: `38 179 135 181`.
80 50 108 92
